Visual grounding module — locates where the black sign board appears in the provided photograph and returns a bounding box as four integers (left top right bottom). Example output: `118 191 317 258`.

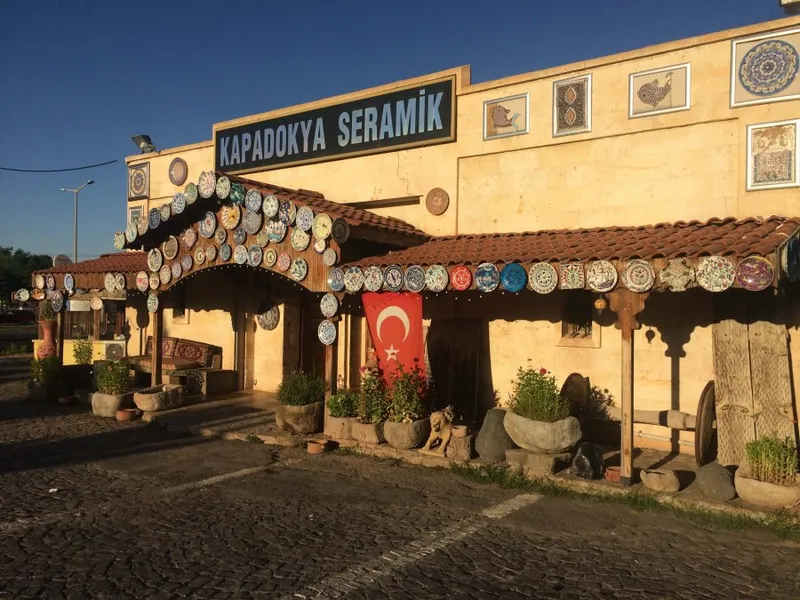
214 77 456 174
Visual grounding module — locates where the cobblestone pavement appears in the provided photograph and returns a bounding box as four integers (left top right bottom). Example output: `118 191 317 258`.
1 357 799 599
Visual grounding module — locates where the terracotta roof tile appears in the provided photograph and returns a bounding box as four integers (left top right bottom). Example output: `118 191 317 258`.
33 252 147 276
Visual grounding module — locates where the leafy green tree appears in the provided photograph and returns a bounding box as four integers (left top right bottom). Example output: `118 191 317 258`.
0 247 52 308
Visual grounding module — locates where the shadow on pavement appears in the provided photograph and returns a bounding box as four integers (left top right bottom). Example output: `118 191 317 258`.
0 357 30 384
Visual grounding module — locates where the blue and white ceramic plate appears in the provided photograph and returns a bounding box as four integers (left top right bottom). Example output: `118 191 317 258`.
278 200 296 225
234 245 248 265
199 212 216 238
245 188 262 213
317 320 337 345
383 265 404 292
290 258 308 281
262 194 279 218
327 267 345 292
172 262 182 279
183 182 198 205
266 220 287 243
425 265 448 292
501 263 527 293
248 245 263 267
230 183 245 206
182 254 193 272
215 176 231 199
291 228 310 251
363 266 383 292
63 274 74 292
242 210 262 235
219 243 232 262
159 203 171 223
320 293 338 318
296 205 314 231
475 263 500 292
148 208 160 229
214 228 227 245
233 227 247 246
404 265 426 292
173 192 187 214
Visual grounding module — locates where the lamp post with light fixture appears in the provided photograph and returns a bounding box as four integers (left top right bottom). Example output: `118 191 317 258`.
60 180 94 264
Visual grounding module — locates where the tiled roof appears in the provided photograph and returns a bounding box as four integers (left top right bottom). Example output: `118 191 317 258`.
347 217 800 267
32 252 147 275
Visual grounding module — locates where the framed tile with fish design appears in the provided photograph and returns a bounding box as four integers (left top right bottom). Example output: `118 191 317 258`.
628 63 691 118
553 74 591 137
483 93 529 140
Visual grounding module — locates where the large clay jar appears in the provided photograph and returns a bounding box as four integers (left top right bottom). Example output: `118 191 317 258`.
36 320 57 359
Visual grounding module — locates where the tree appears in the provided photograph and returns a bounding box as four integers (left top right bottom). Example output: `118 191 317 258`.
0 247 52 308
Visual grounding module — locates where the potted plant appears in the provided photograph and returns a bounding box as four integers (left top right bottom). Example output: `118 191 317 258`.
325 376 359 440
91 359 133 417
734 435 800 508
383 363 431 449
28 355 66 402
352 364 388 444
64 338 94 402
275 371 324 434
503 364 582 454
36 301 57 359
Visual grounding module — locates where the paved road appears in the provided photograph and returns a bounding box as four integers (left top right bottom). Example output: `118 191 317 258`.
1 357 799 599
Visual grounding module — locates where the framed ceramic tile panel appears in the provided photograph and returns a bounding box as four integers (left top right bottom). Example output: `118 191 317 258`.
553 74 591 137
128 206 143 224
731 27 800 107
746 119 800 191
128 162 150 200
483 93 529 140
629 63 691 118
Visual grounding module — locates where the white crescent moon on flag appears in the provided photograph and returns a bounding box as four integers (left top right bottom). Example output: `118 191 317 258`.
376 306 410 343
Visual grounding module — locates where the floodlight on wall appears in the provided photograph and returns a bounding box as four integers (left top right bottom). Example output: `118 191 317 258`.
131 134 156 154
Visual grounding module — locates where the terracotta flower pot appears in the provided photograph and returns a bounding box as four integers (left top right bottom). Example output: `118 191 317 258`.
116 408 139 422
604 466 621 484
307 440 328 455
36 320 57 359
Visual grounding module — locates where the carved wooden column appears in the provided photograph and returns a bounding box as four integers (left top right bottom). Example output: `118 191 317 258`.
151 305 163 386
607 289 649 486
324 318 340 435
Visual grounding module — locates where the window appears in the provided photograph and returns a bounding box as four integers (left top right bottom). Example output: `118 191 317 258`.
128 206 142 224
558 291 600 348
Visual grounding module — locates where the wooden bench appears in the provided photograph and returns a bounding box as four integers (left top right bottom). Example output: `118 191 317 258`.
128 336 222 374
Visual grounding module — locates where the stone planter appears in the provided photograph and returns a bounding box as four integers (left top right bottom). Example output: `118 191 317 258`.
351 421 385 444
503 412 581 454
275 401 323 434
91 392 133 417
384 418 431 449
28 380 68 403
324 414 357 440
734 470 800 509
133 384 186 412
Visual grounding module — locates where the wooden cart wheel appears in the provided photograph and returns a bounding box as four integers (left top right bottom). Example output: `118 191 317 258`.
695 380 717 467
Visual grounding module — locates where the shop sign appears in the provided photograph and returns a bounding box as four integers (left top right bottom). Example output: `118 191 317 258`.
214 77 456 173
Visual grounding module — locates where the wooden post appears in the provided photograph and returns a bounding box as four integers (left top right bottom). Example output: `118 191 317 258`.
324 321 339 436
56 310 65 359
152 306 163 386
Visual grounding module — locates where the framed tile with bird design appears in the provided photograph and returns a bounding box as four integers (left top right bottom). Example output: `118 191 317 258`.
629 63 691 118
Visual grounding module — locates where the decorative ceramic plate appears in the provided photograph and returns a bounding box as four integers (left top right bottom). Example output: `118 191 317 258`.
136 271 149 292
45 275 55 290
344 266 364 293
169 157 188 186
220 204 240 230
194 247 206 265
256 230 269 247
312 213 332 240
234 245 249 265
425 265 449 292
529 263 558 294
313 238 326 254
205 245 217 262
181 254 193 272
199 212 216 238
244 188 262 213
219 243 232 262
621 259 656 292
104 272 115 292
212 228 225 246
327 267 345 292
276 252 291 272
114 231 125 251
404 265 426 292
232 227 246 246
263 194 279 218
735 256 774 291
114 273 125 292
696 256 735 292
248 245 263 267
450 266 472 291
363 266 384 291
216 175 231 199
320 293 339 318
17 288 30 303
291 228 310 251
278 200 296 225
659 258 695 292
183 227 197 249
62 273 74 292
501 263 527 293
126 222 137 243
242 210 262 235
137 216 148 236
159 265 171 285
171 262 182 279
159 203 171 223
257 306 280 331
229 183 245 206
267 220 287 243
162 236 179 260
475 263 501 292
383 265 404 292
586 260 618 293
263 248 277 267
290 258 308 281
51 290 64 313
147 292 159 313
322 248 338 267
318 320 337 346
184 182 198 205
34 274 45 290
171 192 187 215
332 218 350 245
198 171 216 199
148 248 163 272
90 296 103 311
296 206 314 231
560 263 585 290
147 208 159 230
149 272 160 290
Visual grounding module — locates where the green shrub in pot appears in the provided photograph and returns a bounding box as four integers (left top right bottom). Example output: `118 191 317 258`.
95 359 131 395
73 338 94 366
745 436 798 487
507 365 571 423
277 371 325 406
328 388 358 418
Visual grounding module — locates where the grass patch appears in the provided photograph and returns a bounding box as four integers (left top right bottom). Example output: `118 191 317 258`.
246 435 262 444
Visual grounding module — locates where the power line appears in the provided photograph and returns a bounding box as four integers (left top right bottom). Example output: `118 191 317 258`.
0 159 119 173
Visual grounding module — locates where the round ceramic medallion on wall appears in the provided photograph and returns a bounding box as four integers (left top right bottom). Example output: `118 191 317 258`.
163 236 179 260
659 258 695 292
219 243 232 262
735 256 774 292
198 171 216 199
183 182 198 205
475 263 501 292
147 292 159 313
312 213 332 240
233 227 247 246
149 272 160 290
320 293 339 318
230 183 246 206
331 218 350 245
31 288 45 301
215 227 227 245
257 306 280 331
199 211 216 238
63 274 74 291
148 248 163 272
262 194 279 218
148 208 160 230
500 263 527 293
136 271 149 292
363 266 383 292
159 203 171 223
216 176 231 199
34 274 45 290
245 188 262 213
296 205 314 231
181 254 193 273
290 258 308 281
173 192 187 215
313 238 326 254
126 222 137 244
276 252 291 272
194 247 206 266
169 157 188 186
248 245 263 267
449 266 472 291
50 290 64 313
291 228 310 251
344 266 364 293
263 248 277 267
183 227 197 249
114 273 125 292
172 262 182 280
266 220 287 243
137 215 148 236
696 256 735 292
46 275 55 290
90 296 103 311
322 248 338 267
425 187 450 216
16 289 30 303
327 267 345 292
242 210 262 235
383 265 404 292
256 230 268 247
278 200 296 225
206 245 217 262
234 245 249 265
425 265 449 292
559 263 585 290
159 265 171 285
739 40 800 96
317 320 337 346
586 260 618 293
404 265 426 293
621 259 656 292
113 231 125 251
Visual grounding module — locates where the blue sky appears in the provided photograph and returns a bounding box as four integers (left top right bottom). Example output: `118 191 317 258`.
0 0 785 262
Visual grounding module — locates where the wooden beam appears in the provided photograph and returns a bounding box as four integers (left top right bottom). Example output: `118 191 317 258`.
56 311 65 359
324 323 339 436
151 307 163 386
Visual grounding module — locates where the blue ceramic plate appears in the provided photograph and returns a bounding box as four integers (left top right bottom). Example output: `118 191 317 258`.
501 263 527 293
475 263 500 292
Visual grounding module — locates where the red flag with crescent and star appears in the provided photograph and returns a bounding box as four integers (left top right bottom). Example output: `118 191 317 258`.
362 292 424 377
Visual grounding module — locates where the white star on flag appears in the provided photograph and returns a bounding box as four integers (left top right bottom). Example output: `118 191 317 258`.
384 344 399 361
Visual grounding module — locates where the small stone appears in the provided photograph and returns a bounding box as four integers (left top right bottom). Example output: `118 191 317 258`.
696 462 736 502
475 408 515 462
445 435 474 460
641 468 680 493
571 442 604 479
505 448 571 476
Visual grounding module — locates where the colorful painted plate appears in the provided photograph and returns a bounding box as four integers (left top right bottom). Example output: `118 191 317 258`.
148 208 160 229
50 290 64 313
159 203 171 223
220 204 241 230
169 157 188 186
215 175 231 199
404 265 426 292
163 236 179 260
199 211 216 238
63 274 74 291
383 265 404 292
560 263 585 290
171 262 182 279
114 231 125 251
256 230 269 247
501 263 527 293
137 216 148 236
17 289 30 303
262 194 279 218
290 258 308 281
159 264 171 285
198 171 216 199
147 292 159 313
183 227 197 249
171 192 187 215
586 261 618 293
148 248 163 272
735 256 774 292
126 222 137 243
363 266 383 291
242 210 262 235
659 258 695 292
266 220 287 243
621 259 656 293
34 274 45 290
278 200 296 225
312 213 332 240
327 267 345 292
205 245 217 262
450 266 472 291
296 205 314 231
696 256 735 292
475 263 501 292
425 265 449 292
213 228 226 245
183 182 198 205
276 252 291 272
322 248 338 267
181 254 193 272
344 266 364 293
149 272 160 290
194 247 206 265
318 320 337 345
248 245 263 267
114 273 125 291
529 263 558 294
45 275 55 290
136 271 149 292
234 245 249 265
332 218 350 245
233 227 247 246
219 243 232 262
263 248 277 267
320 293 339 318
245 188 262 213
291 228 310 251
257 306 280 331
313 238 326 254
229 183 246 205
90 296 103 311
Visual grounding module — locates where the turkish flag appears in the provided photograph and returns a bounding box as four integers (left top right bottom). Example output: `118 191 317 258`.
362 292 424 378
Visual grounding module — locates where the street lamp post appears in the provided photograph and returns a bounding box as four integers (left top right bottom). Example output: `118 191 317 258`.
60 180 94 264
